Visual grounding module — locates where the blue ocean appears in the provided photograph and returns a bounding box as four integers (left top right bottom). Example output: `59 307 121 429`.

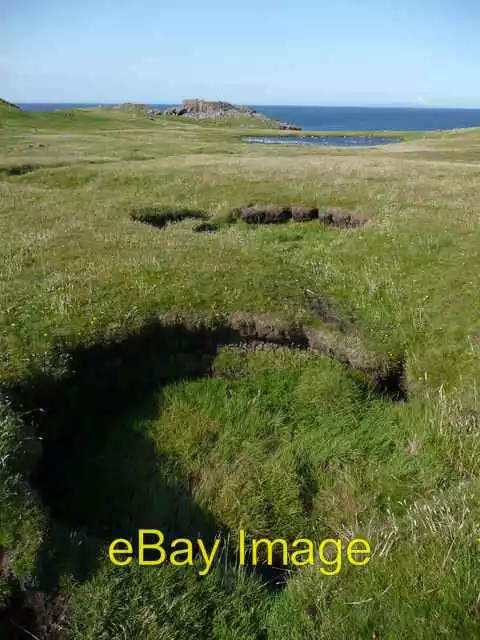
17 103 480 132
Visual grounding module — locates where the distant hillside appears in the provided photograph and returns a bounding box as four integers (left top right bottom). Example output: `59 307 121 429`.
0 98 21 110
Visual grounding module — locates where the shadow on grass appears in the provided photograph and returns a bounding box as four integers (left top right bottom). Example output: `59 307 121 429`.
0 164 39 177
12 322 233 590
131 206 207 229
4 321 263 637
10 320 307 592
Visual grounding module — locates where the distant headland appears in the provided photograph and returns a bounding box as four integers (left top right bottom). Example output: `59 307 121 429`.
163 99 301 130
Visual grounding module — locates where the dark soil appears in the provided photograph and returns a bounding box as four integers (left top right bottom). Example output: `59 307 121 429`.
0 587 69 640
232 203 366 227
130 203 366 231
291 206 318 221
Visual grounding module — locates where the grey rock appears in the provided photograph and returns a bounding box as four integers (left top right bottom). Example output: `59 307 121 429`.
163 99 271 122
278 121 302 131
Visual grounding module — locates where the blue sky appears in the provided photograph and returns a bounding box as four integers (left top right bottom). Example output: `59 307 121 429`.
2 0 479 106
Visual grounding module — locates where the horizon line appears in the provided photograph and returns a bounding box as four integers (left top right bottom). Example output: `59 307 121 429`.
11 100 480 110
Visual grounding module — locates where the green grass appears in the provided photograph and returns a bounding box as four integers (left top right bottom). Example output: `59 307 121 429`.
1 105 480 638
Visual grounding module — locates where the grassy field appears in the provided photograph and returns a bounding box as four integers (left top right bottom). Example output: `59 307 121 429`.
1 102 480 638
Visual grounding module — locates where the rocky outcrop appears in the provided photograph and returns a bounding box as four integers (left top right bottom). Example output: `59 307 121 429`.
164 99 271 122
164 106 188 116
163 99 302 129
278 122 301 131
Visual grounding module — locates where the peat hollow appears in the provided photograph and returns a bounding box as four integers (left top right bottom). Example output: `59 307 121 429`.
232 204 366 227
130 207 207 229
9 313 406 527
1 164 39 176
11 313 406 540
4 312 406 635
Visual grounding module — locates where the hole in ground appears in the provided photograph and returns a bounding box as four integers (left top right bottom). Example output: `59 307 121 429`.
4 314 406 632
1 164 39 177
10 316 406 537
131 207 207 229
8 321 308 576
